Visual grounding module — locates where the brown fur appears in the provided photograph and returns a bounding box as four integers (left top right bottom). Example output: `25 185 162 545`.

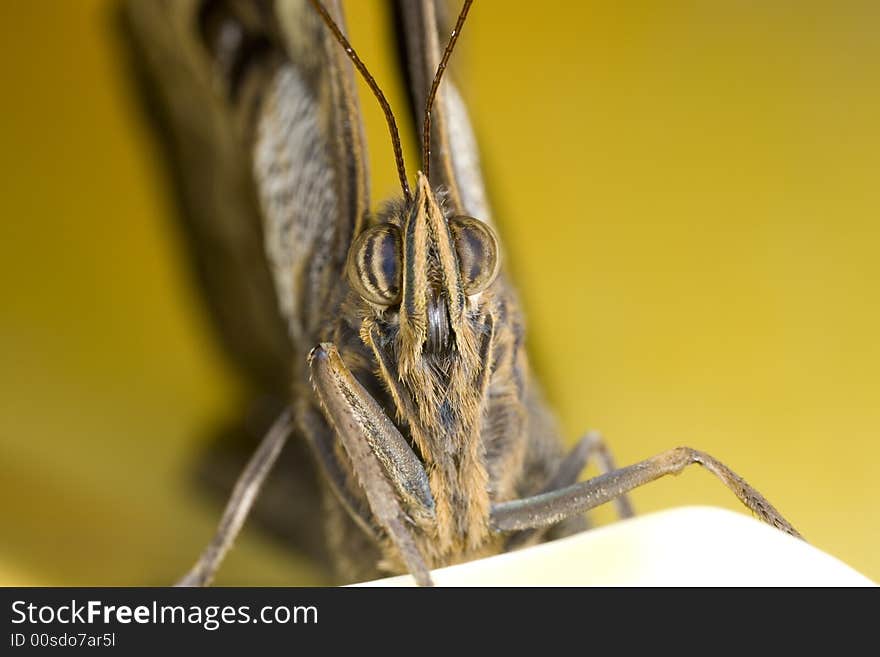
305 173 563 578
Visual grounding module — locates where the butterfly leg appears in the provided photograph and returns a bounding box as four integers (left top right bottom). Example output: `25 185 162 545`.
546 431 635 518
490 446 801 539
177 409 294 586
507 431 635 549
308 343 435 586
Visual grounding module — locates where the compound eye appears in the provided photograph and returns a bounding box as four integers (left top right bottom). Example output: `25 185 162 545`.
449 216 500 295
347 224 403 306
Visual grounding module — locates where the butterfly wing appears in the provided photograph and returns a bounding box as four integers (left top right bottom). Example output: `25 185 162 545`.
123 0 369 386
121 0 370 567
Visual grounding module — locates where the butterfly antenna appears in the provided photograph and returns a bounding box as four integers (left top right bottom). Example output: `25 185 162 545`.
309 0 411 202
423 0 474 181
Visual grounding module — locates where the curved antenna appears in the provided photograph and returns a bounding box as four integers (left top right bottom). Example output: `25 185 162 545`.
308 0 411 202
423 0 474 181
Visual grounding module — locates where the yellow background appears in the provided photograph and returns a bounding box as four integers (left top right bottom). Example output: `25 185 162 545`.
1 1 877 585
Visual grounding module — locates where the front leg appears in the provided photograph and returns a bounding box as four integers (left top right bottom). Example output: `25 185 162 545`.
308 343 435 586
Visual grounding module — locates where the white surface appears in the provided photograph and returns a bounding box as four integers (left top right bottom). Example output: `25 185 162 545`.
354 506 875 586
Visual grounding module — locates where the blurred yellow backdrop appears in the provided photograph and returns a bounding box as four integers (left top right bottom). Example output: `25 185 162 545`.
0 1 877 585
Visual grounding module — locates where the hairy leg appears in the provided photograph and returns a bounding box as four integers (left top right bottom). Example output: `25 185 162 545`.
177 409 294 586
507 431 635 549
491 446 801 539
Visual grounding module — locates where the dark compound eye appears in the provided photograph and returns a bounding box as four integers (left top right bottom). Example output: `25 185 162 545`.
347 223 403 306
449 216 500 295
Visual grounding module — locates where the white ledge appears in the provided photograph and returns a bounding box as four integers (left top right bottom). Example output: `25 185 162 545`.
354 506 875 587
